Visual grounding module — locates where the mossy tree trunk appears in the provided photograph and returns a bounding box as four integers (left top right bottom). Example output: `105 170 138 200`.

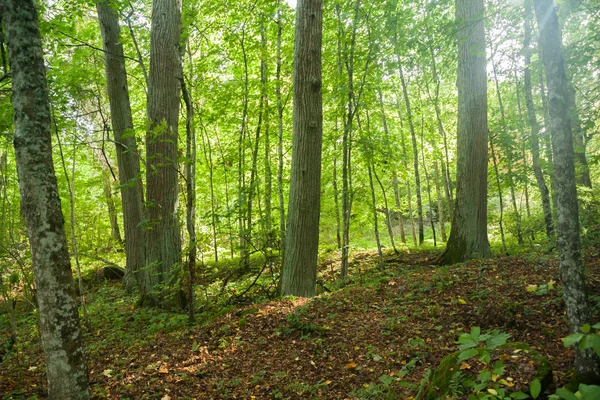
4 0 90 397
534 0 600 382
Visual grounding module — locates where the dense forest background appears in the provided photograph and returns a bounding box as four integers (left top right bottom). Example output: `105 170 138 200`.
0 0 597 270
1 0 600 398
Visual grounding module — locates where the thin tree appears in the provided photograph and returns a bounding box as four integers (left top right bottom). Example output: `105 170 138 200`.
523 0 553 240
4 0 90 397
534 0 600 382
97 0 146 288
143 0 184 307
438 0 491 264
280 0 323 297
398 63 424 245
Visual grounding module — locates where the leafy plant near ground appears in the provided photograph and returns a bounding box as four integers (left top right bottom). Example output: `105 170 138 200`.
454 328 537 400
427 327 551 400
550 323 600 400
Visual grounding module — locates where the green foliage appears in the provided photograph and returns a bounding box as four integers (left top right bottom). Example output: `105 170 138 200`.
277 305 329 337
553 323 600 399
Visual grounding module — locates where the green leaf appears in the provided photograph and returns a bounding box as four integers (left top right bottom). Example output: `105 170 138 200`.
555 388 579 400
493 360 505 375
563 333 585 347
580 324 591 334
471 326 481 343
458 348 479 361
478 369 491 383
578 334 600 355
510 392 530 399
578 384 600 397
591 323 600 330
530 379 541 399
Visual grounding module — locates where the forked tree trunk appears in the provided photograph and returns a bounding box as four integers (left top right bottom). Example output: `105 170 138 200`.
143 0 184 308
5 0 90 397
534 0 600 382
438 0 491 264
280 0 323 297
97 0 146 288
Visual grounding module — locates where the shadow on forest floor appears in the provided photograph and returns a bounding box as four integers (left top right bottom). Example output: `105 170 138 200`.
1 249 600 399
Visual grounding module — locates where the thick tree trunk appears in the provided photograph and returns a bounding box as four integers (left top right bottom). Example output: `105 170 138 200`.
96 0 145 289
534 0 600 382
4 0 90 397
280 0 323 297
438 0 491 264
523 0 554 240
143 0 183 308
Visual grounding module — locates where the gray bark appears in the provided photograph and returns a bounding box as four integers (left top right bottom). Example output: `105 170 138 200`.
276 0 286 254
280 0 323 297
399 64 424 245
438 0 491 264
534 0 600 382
96 0 146 289
4 0 90 397
143 0 183 308
523 0 554 239
490 49 523 245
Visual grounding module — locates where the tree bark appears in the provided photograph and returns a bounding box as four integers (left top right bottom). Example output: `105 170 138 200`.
96 0 145 289
4 0 90 397
143 0 183 308
490 49 523 245
399 64 424 245
523 0 554 240
534 0 600 382
280 0 323 297
438 0 491 264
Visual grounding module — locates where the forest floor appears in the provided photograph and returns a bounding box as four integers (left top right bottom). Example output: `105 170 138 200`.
1 248 600 399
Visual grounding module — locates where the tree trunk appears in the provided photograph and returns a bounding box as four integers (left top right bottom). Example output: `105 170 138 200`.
534 0 600 382
333 128 342 249
433 160 447 242
378 88 405 245
399 64 424 245
523 0 554 239
143 0 183 308
181 75 196 323
429 45 454 218
276 0 286 254
367 163 384 270
420 117 437 247
438 0 491 264
374 167 398 254
490 134 508 254
5 0 90 397
97 0 146 289
280 0 323 297
490 50 523 245
396 96 417 246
